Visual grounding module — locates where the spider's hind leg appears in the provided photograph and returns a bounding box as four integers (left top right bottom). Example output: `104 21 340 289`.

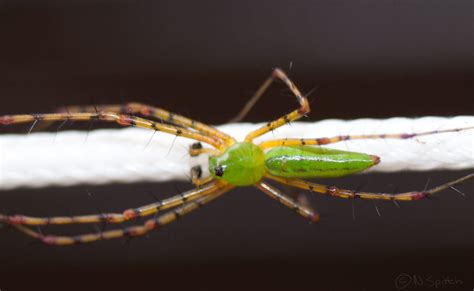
256 181 320 222
267 173 474 201
60 102 237 146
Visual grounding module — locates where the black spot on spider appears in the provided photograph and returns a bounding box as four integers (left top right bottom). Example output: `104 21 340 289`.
326 186 337 195
176 129 182 135
191 142 203 150
214 166 225 177
180 192 189 202
191 166 202 179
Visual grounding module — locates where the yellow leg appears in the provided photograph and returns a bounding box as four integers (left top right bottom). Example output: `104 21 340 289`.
0 112 225 150
190 166 215 187
11 183 234 246
61 103 236 145
266 173 474 201
256 182 320 222
189 148 221 157
259 126 474 149
1 182 223 226
245 68 310 142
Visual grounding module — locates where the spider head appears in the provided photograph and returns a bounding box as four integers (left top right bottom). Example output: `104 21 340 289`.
208 142 265 186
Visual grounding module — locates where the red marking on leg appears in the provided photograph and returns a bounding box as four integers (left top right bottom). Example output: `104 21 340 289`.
144 220 157 230
42 236 57 245
272 68 284 78
127 226 141 236
140 106 152 116
123 209 138 220
412 192 428 200
8 215 25 224
316 137 330 145
117 115 132 126
0 116 15 125
310 213 320 222
401 133 415 139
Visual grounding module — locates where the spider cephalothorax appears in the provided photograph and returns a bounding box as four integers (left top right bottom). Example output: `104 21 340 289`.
209 142 265 186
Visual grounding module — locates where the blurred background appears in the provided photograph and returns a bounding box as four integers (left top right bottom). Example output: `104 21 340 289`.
0 1 473 290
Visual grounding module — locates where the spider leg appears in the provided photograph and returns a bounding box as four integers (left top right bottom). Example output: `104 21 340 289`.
0 112 224 149
245 68 310 142
11 183 234 246
229 70 275 123
60 103 236 145
189 147 221 157
190 166 215 187
259 126 474 149
0 181 225 226
256 181 320 222
266 173 474 201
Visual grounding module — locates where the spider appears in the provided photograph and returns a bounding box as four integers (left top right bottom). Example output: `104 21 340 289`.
0 68 472 246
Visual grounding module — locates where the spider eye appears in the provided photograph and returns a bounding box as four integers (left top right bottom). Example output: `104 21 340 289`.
214 165 225 177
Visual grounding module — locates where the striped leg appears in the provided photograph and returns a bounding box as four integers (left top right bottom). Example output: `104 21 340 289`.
61 103 236 145
259 126 474 149
190 166 215 187
189 142 221 157
266 173 474 201
12 184 234 246
0 182 223 226
245 68 310 142
256 182 320 222
0 112 224 149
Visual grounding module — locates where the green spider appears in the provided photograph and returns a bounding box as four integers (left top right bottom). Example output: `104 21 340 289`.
0 68 472 246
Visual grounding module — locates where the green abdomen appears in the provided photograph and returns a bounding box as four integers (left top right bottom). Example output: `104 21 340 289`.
264 146 378 179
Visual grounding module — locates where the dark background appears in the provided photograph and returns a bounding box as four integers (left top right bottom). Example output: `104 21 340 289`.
0 1 473 290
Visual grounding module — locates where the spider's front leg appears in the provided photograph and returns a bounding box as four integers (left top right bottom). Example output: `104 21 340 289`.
245 68 310 142
0 112 223 149
189 142 219 186
60 102 236 145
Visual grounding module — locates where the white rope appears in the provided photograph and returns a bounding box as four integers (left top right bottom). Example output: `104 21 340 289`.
0 116 472 190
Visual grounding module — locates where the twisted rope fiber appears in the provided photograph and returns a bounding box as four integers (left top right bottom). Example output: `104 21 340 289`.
0 116 472 190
